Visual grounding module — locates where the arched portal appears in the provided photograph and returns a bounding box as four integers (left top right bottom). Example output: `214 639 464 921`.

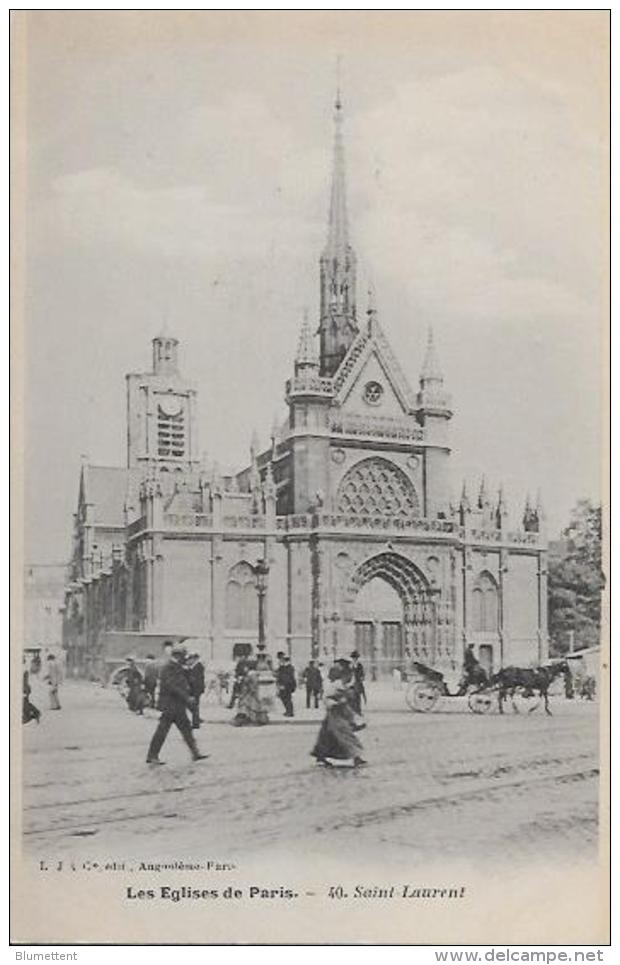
343 552 441 676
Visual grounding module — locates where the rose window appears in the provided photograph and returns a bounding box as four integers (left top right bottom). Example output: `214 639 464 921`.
335 457 420 518
363 381 384 405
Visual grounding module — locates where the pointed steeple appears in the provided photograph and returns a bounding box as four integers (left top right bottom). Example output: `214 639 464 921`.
326 88 349 256
319 84 358 376
295 310 318 373
420 326 443 385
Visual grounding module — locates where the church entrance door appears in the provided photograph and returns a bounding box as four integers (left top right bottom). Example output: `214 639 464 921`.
345 552 439 675
351 575 403 679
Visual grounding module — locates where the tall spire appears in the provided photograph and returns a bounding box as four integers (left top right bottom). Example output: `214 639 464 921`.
319 80 358 376
327 86 349 255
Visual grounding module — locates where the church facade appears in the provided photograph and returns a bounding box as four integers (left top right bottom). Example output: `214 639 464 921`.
63 95 548 679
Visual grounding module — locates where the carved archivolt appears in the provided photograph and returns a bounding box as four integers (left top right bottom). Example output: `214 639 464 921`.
344 551 430 607
335 457 419 518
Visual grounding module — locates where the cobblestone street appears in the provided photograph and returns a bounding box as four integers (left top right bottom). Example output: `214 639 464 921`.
20 679 600 868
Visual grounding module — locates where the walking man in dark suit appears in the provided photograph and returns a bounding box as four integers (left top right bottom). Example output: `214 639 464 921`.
146 643 208 765
276 652 296 718
302 659 323 709
186 652 206 729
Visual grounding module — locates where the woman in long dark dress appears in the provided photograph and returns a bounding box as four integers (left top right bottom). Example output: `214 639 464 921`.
23 660 41 724
311 661 366 767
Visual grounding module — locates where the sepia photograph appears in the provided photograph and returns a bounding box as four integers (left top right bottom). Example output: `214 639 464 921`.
11 10 609 945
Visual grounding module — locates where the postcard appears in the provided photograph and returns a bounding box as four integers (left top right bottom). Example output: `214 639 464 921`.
10 10 610 945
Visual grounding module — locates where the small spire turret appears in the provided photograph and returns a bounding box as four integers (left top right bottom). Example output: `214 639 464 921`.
495 484 508 530
420 326 443 386
478 475 490 510
459 481 471 526
416 326 451 415
366 284 378 334
295 311 319 373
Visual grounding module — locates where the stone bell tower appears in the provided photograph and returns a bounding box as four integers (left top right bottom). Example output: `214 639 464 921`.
125 333 199 471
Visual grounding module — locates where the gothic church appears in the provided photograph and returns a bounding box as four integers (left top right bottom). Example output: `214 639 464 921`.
63 94 548 679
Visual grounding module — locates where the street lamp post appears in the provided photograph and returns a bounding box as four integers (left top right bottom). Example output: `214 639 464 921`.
253 558 270 648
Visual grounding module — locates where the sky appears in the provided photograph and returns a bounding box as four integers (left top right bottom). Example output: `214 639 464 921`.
16 10 609 563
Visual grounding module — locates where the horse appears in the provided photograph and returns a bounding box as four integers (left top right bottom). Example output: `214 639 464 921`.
491 661 571 716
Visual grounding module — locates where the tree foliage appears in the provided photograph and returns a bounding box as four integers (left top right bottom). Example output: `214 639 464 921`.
548 500 605 655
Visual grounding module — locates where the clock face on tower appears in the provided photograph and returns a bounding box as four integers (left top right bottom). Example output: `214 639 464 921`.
157 397 184 419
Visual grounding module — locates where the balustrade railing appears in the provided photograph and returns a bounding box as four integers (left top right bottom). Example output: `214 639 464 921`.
286 374 334 398
164 513 213 528
329 412 424 442
132 509 542 547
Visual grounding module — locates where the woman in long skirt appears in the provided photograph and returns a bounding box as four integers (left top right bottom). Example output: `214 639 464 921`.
232 662 273 726
311 661 366 767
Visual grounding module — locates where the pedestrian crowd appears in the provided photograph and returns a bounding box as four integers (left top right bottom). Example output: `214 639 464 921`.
24 637 369 770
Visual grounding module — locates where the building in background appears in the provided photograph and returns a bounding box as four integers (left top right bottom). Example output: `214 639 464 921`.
24 563 66 657
63 94 548 680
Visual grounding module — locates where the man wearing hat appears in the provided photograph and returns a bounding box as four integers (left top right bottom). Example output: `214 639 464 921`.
186 651 206 729
302 659 323 709
350 651 366 715
124 656 144 715
275 652 296 718
146 643 208 765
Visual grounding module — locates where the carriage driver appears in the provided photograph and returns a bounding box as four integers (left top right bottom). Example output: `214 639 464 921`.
456 644 487 695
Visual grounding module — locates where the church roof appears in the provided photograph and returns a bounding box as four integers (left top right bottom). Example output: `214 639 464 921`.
79 465 138 526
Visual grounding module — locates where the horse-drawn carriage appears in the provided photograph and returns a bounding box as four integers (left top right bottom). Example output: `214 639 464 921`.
405 661 496 714
404 658 571 715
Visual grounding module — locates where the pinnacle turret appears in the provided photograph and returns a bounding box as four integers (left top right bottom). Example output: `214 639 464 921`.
420 326 443 385
366 284 378 334
458 481 471 526
478 475 490 509
295 311 319 373
523 492 539 532
495 484 508 529
416 326 451 416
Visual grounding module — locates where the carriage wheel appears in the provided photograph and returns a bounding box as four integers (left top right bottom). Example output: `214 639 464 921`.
511 690 542 715
468 690 496 715
406 681 441 713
